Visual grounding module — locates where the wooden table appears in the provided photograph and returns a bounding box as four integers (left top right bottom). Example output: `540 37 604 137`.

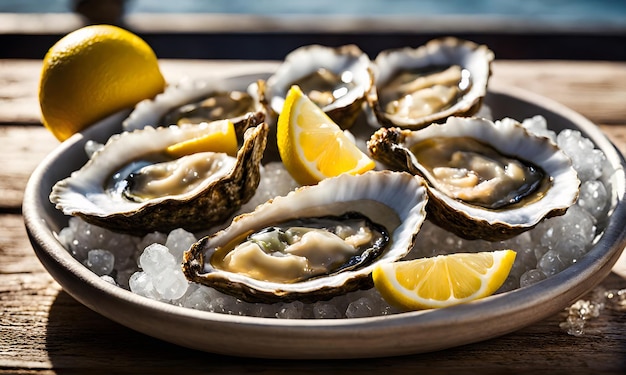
2 59 626 373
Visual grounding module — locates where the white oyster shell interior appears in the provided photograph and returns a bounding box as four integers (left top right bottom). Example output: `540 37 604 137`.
405 116 580 229
123 74 266 132
51 124 234 216
264 44 373 115
183 170 429 301
369 37 494 128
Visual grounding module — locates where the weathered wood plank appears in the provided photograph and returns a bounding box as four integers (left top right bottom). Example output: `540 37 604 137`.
0 214 49 274
2 122 625 212
0 126 58 210
0 60 625 210
0 60 43 125
1 265 624 372
2 59 626 373
2 142 625 371
1 59 626 126
491 61 626 125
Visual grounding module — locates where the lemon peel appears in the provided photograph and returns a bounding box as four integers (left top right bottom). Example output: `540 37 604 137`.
39 24 166 141
373 249 517 310
165 119 238 158
276 85 375 185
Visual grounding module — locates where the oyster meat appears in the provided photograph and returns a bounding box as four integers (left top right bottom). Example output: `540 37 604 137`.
123 74 266 139
50 116 269 235
368 37 494 129
262 44 374 128
162 90 256 127
182 170 429 303
368 116 580 241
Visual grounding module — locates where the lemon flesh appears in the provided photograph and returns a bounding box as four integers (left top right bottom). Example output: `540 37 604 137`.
39 24 166 141
373 250 516 310
165 120 238 158
277 85 375 185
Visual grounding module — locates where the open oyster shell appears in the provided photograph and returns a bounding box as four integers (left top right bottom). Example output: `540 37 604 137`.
368 116 580 241
182 170 429 303
123 74 266 138
367 37 494 129
50 115 269 235
262 44 374 129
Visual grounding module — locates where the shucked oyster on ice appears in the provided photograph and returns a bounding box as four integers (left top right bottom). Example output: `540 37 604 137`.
123 74 266 138
368 116 580 241
261 44 374 128
50 115 269 235
367 37 494 129
182 171 429 303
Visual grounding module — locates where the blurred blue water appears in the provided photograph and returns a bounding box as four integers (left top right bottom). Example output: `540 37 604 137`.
2 0 625 24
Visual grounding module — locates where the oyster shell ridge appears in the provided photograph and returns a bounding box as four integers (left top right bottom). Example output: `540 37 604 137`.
50 116 269 235
182 170 429 303
368 116 580 241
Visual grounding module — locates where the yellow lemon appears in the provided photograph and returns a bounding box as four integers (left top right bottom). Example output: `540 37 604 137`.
165 119 238 158
276 85 375 185
373 250 517 310
38 24 166 141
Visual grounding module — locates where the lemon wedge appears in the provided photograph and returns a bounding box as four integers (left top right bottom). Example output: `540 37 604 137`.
373 249 516 310
276 85 375 185
165 119 238 158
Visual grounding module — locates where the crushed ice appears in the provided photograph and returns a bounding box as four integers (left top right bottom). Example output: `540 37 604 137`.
55 115 618 319
560 287 626 336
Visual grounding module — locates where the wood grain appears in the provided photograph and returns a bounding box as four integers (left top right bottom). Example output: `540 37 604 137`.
491 61 626 125
1 59 625 126
1 59 626 373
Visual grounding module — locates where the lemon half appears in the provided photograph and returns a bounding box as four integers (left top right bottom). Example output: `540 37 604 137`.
39 24 166 141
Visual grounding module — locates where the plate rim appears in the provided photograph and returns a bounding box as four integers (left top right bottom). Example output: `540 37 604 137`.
23 81 626 359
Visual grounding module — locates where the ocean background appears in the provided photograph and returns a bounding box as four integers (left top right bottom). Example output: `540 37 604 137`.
2 0 624 60
1 0 625 27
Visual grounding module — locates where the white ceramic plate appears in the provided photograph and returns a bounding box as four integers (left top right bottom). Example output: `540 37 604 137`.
23 79 626 359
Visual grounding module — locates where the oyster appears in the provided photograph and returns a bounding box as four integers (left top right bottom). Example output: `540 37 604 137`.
50 115 269 235
367 37 494 129
182 170 429 303
262 44 374 128
368 116 580 241
123 74 266 139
